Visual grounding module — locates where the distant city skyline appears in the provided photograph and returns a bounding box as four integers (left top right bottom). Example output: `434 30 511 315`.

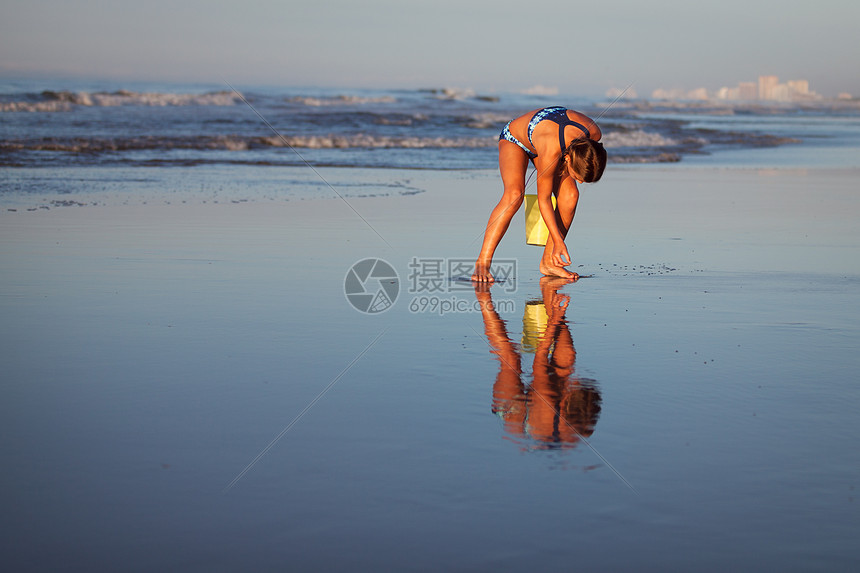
636 75 854 103
1 1 859 97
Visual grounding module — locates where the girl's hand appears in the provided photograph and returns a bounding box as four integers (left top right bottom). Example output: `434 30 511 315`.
548 293 570 318
552 242 571 267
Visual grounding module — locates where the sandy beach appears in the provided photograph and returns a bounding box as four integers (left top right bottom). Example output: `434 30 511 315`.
2 165 860 570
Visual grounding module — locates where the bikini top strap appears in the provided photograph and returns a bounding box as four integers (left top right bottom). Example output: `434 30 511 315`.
559 119 591 153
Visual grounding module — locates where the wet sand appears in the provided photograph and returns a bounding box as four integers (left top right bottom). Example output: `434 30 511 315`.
2 166 859 570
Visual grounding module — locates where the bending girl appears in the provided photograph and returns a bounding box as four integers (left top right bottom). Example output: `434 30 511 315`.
472 107 607 282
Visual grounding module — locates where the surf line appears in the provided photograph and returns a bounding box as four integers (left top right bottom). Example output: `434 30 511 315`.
222 77 392 249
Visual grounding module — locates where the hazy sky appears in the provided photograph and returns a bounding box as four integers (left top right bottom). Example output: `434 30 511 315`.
2 0 857 96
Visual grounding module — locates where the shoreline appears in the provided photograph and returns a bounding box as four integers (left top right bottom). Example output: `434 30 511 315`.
0 161 852 272
2 166 855 297
3 162 858 205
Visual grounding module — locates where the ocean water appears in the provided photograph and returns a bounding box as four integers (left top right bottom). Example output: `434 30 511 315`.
3 80 859 213
3 79 859 179
3 79 859 213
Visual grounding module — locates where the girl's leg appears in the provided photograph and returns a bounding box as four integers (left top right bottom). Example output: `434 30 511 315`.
472 141 529 282
540 176 580 279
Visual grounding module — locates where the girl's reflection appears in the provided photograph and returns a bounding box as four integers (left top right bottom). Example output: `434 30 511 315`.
475 277 601 450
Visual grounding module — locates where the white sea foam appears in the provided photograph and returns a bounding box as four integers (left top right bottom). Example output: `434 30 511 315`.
287 95 397 106
462 112 510 129
374 113 429 126
0 90 242 112
259 134 494 149
0 101 74 112
214 137 250 151
1 133 497 154
433 87 476 100
90 91 242 107
602 130 678 148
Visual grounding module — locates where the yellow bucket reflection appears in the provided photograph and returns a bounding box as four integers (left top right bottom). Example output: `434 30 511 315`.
521 300 548 353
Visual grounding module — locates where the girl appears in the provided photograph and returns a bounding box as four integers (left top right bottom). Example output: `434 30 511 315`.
472 107 607 282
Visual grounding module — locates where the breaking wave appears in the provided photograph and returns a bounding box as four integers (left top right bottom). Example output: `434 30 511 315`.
287 95 397 106
0 134 496 154
0 129 709 154
0 84 811 168
0 89 242 112
602 130 678 147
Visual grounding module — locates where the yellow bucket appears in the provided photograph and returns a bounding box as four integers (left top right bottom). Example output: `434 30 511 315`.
524 193 556 246
521 300 548 353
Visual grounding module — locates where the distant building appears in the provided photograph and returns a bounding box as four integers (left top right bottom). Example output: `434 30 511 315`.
650 75 824 103
787 80 809 96
713 75 821 102
758 75 779 100
687 87 709 100
739 82 758 100
651 87 707 100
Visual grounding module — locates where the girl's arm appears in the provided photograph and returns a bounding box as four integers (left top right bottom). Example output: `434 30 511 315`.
534 160 571 266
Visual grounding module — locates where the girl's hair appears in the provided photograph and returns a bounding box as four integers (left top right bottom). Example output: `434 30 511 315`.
558 138 607 183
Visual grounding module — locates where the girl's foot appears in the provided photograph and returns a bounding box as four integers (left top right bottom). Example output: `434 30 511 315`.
539 259 579 280
472 261 495 282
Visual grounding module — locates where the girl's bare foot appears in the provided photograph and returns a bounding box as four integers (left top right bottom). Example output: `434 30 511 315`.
539 259 579 280
472 260 495 282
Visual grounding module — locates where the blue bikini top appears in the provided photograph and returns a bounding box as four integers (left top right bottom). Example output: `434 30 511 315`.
527 106 592 153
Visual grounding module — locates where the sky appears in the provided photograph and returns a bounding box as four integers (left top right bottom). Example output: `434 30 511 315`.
1 0 858 97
